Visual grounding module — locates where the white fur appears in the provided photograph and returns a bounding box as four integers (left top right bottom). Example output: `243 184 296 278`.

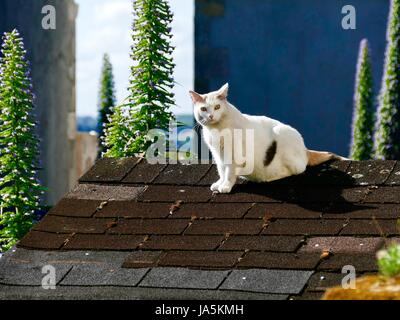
190 83 309 193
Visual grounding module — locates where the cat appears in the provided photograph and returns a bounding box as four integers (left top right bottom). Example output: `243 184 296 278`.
189 83 347 194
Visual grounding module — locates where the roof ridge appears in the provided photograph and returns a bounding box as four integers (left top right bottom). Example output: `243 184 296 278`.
78 159 400 187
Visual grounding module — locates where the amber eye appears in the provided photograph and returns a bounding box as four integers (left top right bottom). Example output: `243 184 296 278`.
201 107 207 112
215 105 221 110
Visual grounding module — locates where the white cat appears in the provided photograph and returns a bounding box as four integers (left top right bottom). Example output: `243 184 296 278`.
190 83 346 194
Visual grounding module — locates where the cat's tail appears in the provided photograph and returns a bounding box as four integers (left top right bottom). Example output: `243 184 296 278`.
307 150 349 167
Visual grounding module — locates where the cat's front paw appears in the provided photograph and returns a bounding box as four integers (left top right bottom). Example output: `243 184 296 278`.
217 182 234 194
210 181 221 192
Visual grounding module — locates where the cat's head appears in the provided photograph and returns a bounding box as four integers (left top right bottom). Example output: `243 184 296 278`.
189 83 229 127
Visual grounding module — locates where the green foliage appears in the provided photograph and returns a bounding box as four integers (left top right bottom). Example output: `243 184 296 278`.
374 0 400 160
378 243 400 277
97 54 116 158
0 30 43 252
350 39 375 160
104 103 133 156
105 0 176 157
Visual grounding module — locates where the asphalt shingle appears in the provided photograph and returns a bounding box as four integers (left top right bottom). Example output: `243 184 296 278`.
198 165 220 186
139 186 213 202
60 265 148 286
18 231 72 250
1 248 131 266
245 203 324 219
211 185 283 203
364 186 400 203
122 161 166 184
346 160 396 185
386 162 400 185
170 203 252 219
64 234 146 250
323 203 400 219
318 254 378 272
237 252 321 269
139 267 229 290
158 251 243 268
299 237 384 254
141 235 224 251
109 219 190 235
33 216 113 234
262 219 345 236
185 219 264 235
48 199 102 218
0 261 71 286
95 201 172 219
122 251 164 268
79 158 139 183
306 272 346 292
220 269 313 294
340 219 399 236
270 160 352 186
220 235 303 252
66 184 145 201
153 164 212 185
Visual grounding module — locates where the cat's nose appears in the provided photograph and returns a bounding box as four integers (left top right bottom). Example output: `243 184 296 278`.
209 115 214 120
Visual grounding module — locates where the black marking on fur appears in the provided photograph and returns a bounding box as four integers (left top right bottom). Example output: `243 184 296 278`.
264 140 277 166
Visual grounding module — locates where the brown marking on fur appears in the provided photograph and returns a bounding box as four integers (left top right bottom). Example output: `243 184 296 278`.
307 150 347 166
264 141 277 166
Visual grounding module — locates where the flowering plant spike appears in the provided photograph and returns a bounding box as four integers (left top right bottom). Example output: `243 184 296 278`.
97 54 116 158
105 0 176 157
0 29 44 251
349 39 375 160
374 0 400 160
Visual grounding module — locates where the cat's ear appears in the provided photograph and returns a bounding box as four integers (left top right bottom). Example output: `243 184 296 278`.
217 83 229 100
189 90 205 104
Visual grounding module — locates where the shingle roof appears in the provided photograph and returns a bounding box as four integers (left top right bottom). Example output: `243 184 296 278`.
1 158 399 300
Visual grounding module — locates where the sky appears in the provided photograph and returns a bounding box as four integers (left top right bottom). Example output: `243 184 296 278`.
75 0 194 117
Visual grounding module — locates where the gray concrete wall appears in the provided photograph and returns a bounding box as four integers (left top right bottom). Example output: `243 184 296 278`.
195 0 390 156
0 0 78 205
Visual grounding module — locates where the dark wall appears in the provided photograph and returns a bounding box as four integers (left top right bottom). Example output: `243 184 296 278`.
195 0 389 155
0 0 77 204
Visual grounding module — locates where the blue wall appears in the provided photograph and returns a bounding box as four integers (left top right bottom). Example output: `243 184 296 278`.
195 0 389 155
